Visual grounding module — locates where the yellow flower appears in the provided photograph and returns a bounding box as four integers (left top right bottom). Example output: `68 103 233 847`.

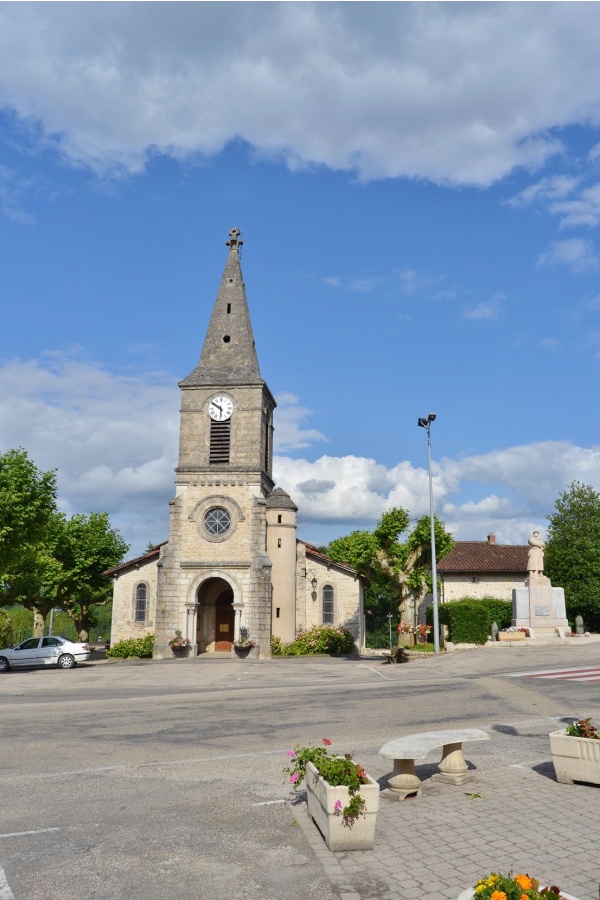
486 875 499 886
490 892 507 900
515 874 533 890
474 887 486 895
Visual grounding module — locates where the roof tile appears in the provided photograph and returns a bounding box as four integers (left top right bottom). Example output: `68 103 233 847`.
437 542 528 573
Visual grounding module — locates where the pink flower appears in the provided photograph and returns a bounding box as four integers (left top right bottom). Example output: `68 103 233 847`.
333 800 342 812
322 738 332 746
287 750 295 757
290 773 299 784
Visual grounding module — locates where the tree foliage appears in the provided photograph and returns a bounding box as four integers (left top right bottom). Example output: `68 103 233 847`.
0 453 128 641
545 481 600 630
0 449 56 573
326 507 454 632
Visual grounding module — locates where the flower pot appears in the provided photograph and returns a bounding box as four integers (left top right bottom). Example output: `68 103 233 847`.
498 631 526 641
305 760 380 851
457 890 579 900
171 645 191 658
549 728 600 785
233 645 252 658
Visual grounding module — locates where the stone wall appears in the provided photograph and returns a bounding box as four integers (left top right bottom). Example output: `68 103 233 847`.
440 573 526 603
295 544 362 642
110 556 158 643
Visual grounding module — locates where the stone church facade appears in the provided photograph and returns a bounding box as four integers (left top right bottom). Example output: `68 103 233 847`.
107 229 364 658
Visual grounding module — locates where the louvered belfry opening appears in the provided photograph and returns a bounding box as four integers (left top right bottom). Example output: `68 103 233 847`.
209 420 231 464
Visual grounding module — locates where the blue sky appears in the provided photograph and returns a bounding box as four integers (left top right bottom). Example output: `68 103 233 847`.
2 2 600 557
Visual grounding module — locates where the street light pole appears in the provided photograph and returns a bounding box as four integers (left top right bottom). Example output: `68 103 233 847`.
418 413 440 655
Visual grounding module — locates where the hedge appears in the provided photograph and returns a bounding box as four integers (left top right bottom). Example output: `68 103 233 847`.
106 633 155 658
427 597 512 644
271 625 356 656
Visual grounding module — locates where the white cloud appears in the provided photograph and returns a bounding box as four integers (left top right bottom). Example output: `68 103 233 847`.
275 439 600 545
0 352 179 552
551 182 600 229
506 174 581 208
463 292 505 321
321 275 381 292
273 392 328 452
3 354 600 555
537 238 600 274
2 5 600 186
539 337 561 352
0 164 36 224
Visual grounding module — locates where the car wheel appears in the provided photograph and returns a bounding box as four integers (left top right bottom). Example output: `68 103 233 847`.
58 654 75 669
0 656 9 673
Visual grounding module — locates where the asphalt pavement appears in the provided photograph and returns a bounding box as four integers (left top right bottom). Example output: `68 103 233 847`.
1 641 599 900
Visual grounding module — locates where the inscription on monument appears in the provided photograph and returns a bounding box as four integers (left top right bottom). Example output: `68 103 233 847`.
534 605 550 617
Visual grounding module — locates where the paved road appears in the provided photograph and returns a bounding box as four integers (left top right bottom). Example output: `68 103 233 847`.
1 643 599 899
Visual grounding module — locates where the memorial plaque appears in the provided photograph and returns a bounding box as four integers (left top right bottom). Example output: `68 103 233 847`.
534 605 550 617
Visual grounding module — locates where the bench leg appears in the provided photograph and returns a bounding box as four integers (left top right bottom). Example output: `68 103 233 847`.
381 758 422 801
431 741 476 785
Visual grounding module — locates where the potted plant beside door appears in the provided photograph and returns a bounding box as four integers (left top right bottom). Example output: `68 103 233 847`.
233 627 256 658
168 631 192 658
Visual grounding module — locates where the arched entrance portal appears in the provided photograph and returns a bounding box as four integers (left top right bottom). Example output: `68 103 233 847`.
196 578 235 653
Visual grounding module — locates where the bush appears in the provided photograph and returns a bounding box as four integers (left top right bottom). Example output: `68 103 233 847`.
106 633 154 658
271 625 356 656
427 597 512 644
2 605 34 644
0 609 11 647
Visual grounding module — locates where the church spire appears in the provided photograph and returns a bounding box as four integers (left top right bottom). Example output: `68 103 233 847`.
180 227 262 387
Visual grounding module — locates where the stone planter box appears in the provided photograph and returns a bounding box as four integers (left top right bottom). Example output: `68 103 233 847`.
458 889 579 900
498 631 526 641
305 760 380 851
550 728 600 785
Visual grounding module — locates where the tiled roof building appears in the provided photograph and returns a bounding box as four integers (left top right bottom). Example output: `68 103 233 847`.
437 534 528 603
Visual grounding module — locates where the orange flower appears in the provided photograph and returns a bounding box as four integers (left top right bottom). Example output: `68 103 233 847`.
515 874 533 890
490 892 507 900
519 895 529 900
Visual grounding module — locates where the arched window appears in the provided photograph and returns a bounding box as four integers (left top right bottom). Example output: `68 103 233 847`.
322 585 334 625
135 583 147 623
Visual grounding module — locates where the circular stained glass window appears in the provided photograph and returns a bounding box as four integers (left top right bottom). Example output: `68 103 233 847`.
204 507 231 536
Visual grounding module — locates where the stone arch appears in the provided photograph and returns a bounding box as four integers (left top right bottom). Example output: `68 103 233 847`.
193 572 241 654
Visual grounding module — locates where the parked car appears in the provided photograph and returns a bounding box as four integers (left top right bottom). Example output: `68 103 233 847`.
0 636 92 672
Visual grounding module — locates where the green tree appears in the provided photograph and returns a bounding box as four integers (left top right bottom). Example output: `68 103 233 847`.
0 449 56 573
545 481 600 631
0 514 65 636
0 511 128 640
53 512 128 640
326 508 454 636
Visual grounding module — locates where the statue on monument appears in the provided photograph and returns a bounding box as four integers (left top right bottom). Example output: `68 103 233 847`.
512 530 569 634
527 530 545 577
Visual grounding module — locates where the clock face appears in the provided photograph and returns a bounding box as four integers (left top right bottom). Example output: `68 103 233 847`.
208 395 233 421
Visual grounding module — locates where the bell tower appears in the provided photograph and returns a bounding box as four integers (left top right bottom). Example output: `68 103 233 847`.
154 228 276 658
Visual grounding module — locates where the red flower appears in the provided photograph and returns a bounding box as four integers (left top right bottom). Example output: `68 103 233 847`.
322 738 332 746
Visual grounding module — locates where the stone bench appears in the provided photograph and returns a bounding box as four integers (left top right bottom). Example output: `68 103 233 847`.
378 728 489 800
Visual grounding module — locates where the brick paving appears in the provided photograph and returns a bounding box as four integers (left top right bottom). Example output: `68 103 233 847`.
294 759 600 900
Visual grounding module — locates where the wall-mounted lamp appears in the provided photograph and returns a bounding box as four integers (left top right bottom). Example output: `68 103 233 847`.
307 569 318 600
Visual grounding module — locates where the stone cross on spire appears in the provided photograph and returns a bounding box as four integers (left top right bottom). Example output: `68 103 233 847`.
226 227 243 249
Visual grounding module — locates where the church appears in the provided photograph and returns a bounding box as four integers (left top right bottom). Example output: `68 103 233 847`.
106 228 365 658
